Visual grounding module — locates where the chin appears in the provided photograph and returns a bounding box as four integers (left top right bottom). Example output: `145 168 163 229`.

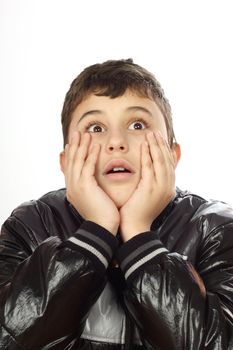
113 197 128 209
98 180 138 209
106 189 133 209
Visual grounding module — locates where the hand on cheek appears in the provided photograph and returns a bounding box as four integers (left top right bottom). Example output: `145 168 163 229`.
64 131 120 235
119 131 176 242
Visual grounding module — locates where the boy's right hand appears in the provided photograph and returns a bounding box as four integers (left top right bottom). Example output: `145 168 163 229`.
64 131 120 235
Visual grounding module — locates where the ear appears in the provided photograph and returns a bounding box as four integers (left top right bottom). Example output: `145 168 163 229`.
59 150 65 174
171 143 181 168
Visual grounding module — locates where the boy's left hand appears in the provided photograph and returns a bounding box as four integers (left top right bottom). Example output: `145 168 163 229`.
119 131 176 242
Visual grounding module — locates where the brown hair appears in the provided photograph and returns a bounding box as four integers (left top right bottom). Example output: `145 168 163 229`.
61 59 176 147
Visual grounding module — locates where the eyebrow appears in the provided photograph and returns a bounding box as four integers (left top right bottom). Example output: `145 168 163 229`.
77 110 103 124
77 105 153 124
126 106 153 117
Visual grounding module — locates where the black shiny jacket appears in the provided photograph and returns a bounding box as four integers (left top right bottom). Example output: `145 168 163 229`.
1 188 233 349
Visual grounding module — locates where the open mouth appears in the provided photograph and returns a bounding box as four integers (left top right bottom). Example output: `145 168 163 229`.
103 160 134 180
107 167 131 174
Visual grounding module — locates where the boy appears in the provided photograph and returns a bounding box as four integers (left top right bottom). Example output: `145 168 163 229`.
0 59 233 349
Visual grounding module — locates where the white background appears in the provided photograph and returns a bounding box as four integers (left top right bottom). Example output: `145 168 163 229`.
1 0 233 225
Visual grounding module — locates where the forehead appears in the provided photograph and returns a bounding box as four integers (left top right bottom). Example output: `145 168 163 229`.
72 90 165 121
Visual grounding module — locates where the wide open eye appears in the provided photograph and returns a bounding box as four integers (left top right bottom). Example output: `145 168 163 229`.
87 123 106 133
128 120 147 130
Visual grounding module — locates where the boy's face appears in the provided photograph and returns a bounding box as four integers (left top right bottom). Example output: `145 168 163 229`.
62 90 179 208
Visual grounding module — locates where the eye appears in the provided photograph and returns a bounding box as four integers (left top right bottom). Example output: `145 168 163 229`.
86 123 105 133
128 120 147 130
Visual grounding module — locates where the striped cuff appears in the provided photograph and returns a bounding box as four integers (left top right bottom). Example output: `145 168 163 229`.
116 231 168 283
64 221 118 275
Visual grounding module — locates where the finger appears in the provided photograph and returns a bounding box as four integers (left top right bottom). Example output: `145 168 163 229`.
64 132 79 188
63 143 71 186
146 131 165 168
72 133 92 178
74 132 91 161
65 131 81 173
155 132 176 189
147 131 175 187
141 141 155 183
81 143 101 178
155 131 176 168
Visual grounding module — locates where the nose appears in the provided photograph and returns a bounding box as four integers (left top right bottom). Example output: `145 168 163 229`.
105 131 128 153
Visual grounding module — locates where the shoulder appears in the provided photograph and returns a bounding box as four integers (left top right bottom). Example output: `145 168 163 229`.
2 189 83 241
176 188 233 232
166 189 233 265
8 188 67 221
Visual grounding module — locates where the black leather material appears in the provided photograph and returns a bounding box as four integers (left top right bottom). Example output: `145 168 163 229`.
1 188 233 349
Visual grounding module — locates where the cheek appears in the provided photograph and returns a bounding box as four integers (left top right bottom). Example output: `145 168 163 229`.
126 134 145 169
129 133 146 149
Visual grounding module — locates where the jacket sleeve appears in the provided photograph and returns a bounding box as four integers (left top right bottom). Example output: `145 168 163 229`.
0 211 118 349
116 224 233 350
